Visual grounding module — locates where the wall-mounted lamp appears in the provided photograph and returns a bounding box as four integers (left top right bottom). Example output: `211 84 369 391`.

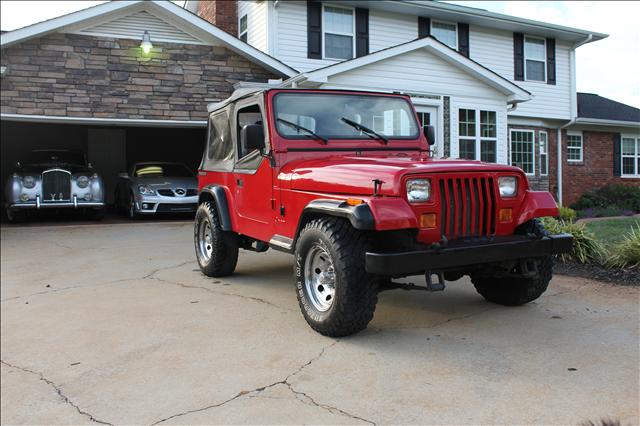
140 31 153 54
0 66 7 77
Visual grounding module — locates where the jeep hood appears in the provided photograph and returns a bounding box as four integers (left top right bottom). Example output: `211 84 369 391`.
280 155 524 196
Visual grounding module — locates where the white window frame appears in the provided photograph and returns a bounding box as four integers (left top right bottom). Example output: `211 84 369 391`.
457 108 498 163
539 130 548 176
239 14 248 42
322 4 356 60
524 35 546 82
510 129 536 175
431 20 458 49
567 132 583 163
621 135 640 178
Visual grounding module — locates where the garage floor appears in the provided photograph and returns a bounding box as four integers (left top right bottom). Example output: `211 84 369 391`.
1 222 638 425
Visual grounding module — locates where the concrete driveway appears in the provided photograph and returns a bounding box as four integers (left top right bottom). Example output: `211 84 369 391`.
1 222 638 425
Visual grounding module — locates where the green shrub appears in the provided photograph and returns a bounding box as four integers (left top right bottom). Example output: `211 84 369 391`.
577 206 626 219
558 205 577 222
606 225 640 269
541 217 606 263
571 184 640 212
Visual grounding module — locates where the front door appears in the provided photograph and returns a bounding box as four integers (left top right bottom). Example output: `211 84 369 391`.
416 106 438 156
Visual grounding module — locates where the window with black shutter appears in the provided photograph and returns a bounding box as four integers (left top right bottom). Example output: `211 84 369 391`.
458 23 469 57
307 1 322 59
418 17 430 38
355 8 369 57
513 32 524 81
546 38 556 85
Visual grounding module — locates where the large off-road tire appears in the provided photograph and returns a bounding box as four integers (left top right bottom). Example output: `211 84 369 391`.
471 219 553 306
194 201 238 277
294 217 378 337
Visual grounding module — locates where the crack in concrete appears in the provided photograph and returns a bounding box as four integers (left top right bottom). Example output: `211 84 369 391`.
0 360 113 425
151 341 375 425
546 282 592 297
0 260 193 303
149 275 295 312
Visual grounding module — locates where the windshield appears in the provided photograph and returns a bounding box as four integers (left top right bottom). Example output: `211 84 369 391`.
27 150 85 166
134 163 194 178
274 93 420 140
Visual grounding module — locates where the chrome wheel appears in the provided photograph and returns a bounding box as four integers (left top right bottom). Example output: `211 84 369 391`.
197 218 213 263
304 244 336 312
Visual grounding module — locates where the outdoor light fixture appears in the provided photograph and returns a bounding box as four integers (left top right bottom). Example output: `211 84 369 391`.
140 31 153 54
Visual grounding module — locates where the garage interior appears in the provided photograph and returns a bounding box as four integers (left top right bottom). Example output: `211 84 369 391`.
1 120 206 211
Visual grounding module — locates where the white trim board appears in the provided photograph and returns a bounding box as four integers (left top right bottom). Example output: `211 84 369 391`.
1 114 207 128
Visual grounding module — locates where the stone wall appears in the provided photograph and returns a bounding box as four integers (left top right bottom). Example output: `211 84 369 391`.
0 33 281 121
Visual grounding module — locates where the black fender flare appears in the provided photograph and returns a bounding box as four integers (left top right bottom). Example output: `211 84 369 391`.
199 185 232 231
301 199 375 231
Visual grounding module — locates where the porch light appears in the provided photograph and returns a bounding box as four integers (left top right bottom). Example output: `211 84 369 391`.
140 31 153 54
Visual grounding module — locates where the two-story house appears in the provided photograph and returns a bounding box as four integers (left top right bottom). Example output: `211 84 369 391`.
188 0 639 205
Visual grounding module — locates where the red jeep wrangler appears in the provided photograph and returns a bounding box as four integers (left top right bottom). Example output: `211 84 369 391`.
195 88 572 337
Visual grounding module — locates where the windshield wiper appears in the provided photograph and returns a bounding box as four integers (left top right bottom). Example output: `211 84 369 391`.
341 117 388 145
276 118 328 144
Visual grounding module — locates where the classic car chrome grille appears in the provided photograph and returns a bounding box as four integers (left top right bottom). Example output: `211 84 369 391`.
42 169 71 201
438 175 497 240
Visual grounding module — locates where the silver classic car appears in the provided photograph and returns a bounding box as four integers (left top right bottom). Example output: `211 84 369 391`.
115 162 198 219
4 149 105 222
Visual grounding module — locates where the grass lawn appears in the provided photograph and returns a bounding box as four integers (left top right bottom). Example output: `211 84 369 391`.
583 216 640 249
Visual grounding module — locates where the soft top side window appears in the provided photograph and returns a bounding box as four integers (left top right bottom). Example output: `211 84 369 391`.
204 109 234 171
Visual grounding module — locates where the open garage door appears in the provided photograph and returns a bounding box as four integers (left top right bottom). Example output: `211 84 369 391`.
1 120 206 210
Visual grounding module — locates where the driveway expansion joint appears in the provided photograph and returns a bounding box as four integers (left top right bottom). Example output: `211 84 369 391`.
0 360 113 425
150 341 375 425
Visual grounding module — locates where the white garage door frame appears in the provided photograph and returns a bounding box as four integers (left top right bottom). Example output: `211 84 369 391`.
0 114 207 128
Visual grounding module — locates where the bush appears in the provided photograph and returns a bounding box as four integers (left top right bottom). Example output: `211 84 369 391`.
606 225 640 269
571 184 640 212
558 205 577 222
541 217 606 264
577 206 626 219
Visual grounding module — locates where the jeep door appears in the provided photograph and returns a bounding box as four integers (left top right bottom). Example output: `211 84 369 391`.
232 101 275 241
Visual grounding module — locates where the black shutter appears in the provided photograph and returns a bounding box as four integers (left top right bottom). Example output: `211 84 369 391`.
613 133 622 177
307 1 322 59
355 8 369 57
418 17 430 38
458 23 469 57
514 32 524 81
546 37 556 85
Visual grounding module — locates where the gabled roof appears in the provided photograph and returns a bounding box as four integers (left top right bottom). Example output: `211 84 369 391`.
577 93 640 124
283 36 532 103
0 0 297 77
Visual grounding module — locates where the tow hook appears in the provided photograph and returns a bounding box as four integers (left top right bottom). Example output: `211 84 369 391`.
425 270 446 291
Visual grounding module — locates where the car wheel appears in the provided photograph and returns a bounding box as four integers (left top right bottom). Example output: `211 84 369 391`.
471 219 553 306
294 217 378 337
128 194 139 220
194 202 239 277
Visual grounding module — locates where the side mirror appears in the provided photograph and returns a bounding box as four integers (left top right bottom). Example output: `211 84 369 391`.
423 125 435 146
118 172 129 179
241 124 265 153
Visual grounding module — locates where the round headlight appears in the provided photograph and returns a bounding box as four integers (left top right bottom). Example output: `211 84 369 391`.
498 176 518 198
77 175 90 188
22 175 36 189
406 179 431 203
138 185 155 195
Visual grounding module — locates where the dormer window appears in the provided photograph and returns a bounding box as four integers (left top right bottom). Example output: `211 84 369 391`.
431 21 457 49
239 14 248 43
323 5 354 60
524 36 546 82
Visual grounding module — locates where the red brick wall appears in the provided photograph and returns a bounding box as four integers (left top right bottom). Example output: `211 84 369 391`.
198 0 238 37
562 131 640 206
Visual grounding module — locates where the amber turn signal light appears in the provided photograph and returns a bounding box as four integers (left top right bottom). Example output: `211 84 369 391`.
499 208 513 223
420 213 437 229
346 198 364 206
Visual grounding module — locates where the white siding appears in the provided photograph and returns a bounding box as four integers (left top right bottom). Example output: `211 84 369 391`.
328 49 505 101
238 0 268 52
72 10 203 44
469 25 572 120
369 9 417 53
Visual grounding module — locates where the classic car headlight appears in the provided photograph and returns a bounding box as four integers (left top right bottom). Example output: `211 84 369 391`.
22 176 36 189
498 176 518 198
406 179 431 203
76 175 90 188
138 185 155 195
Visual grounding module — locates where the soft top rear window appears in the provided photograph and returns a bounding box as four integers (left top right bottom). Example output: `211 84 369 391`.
274 93 420 140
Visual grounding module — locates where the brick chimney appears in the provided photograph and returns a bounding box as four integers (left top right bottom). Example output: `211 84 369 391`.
197 0 238 37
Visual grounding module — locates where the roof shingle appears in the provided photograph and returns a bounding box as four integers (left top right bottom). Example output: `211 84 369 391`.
577 93 640 123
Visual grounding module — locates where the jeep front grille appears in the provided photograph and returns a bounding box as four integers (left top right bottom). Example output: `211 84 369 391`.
42 169 71 201
438 176 497 240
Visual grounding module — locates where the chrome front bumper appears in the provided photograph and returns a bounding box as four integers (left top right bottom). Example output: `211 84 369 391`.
134 195 198 214
8 194 105 209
